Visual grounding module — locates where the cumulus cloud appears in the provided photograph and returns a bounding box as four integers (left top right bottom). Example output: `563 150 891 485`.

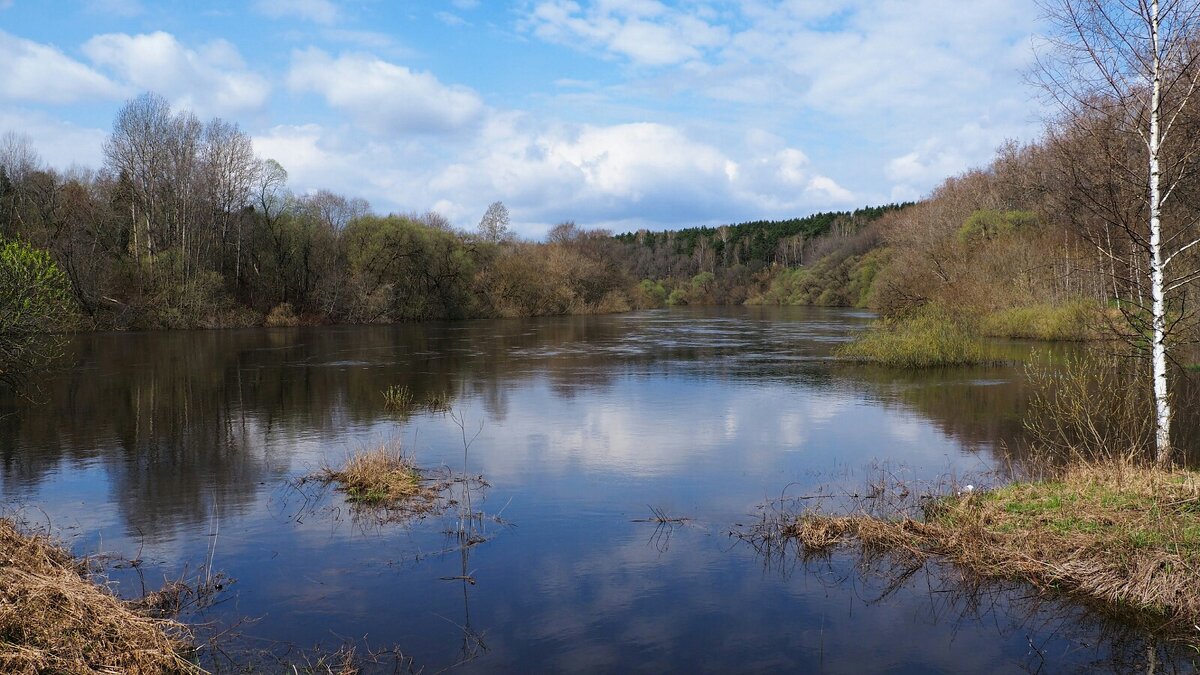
253 0 338 25
287 48 486 135
422 118 854 234
82 32 269 116
523 0 1046 202
885 121 1033 201
0 30 120 103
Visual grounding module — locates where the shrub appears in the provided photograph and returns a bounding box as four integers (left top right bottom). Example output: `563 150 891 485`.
836 308 999 368
980 300 1099 341
265 302 300 327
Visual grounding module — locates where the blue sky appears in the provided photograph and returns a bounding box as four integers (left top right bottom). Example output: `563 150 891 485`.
0 0 1048 238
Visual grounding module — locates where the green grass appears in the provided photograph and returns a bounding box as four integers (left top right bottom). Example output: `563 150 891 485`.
979 300 1099 341
780 461 1200 639
382 384 415 412
836 311 998 368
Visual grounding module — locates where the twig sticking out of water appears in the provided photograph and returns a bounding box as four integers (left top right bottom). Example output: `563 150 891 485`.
632 505 691 524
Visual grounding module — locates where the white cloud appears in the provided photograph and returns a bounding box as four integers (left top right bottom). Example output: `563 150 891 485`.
526 0 728 66
884 121 1032 201
82 32 269 116
253 0 338 25
523 0 1046 202
0 109 107 168
287 48 485 135
0 30 120 104
245 115 852 238
421 118 854 234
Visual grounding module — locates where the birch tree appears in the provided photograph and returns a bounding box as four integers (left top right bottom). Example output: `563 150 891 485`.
1038 0 1200 465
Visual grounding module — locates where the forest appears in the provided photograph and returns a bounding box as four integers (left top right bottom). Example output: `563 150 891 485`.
2 65 1199 353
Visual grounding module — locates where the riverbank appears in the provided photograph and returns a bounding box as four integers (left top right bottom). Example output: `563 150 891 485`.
782 461 1200 641
836 301 1102 367
0 517 200 674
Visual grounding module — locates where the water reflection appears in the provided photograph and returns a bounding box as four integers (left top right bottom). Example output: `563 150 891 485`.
0 306 1195 672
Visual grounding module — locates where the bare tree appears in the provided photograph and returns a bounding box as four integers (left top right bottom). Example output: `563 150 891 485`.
201 118 256 274
1038 0 1200 465
105 93 173 264
477 201 511 244
0 132 43 234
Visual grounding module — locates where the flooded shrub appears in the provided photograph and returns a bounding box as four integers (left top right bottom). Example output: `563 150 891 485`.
1024 351 1156 463
836 308 998 368
980 300 1099 341
265 302 299 327
321 443 427 506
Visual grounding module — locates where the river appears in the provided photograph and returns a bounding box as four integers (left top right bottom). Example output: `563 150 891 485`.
0 306 1191 672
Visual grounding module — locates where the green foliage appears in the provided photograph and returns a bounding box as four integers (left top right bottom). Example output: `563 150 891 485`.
979 300 1099 341
746 248 888 308
614 204 908 268
0 237 75 390
957 209 1038 243
635 279 667 308
342 215 480 322
836 308 999 368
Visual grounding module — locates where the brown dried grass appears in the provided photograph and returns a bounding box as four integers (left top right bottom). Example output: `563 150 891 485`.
0 517 202 674
319 443 444 513
785 461 1200 639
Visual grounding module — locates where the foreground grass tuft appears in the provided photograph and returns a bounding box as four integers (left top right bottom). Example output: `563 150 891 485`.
0 517 201 674
836 311 999 368
782 462 1200 639
321 445 427 506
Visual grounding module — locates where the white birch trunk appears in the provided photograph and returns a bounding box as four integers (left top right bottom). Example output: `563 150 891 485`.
1149 0 1174 465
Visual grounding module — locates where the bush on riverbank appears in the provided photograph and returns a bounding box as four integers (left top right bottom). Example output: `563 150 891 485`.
836 309 999 368
0 517 200 674
979 300 1100 341
781 461 1200 641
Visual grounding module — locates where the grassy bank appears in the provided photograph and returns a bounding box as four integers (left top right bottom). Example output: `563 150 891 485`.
784 462 1200 640
0 517 200 674
836 310 999 368
979 300 1099 341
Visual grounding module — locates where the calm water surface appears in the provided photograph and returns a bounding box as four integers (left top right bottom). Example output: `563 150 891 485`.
0 306 1192 673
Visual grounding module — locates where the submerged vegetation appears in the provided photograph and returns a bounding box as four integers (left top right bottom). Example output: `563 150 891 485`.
773 462 1200 642
0 517 200 674
382 384 415 413
318 443 441 511
835 309 999 368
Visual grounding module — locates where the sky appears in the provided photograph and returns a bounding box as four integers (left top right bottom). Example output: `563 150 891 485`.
0 0 1049 238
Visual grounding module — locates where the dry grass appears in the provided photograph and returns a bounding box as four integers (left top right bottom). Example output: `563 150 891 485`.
781 462 1200 640
0 517 201 674
319 443 444 513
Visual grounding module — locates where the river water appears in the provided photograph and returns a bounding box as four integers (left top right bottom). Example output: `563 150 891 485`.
0 306 1192 672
